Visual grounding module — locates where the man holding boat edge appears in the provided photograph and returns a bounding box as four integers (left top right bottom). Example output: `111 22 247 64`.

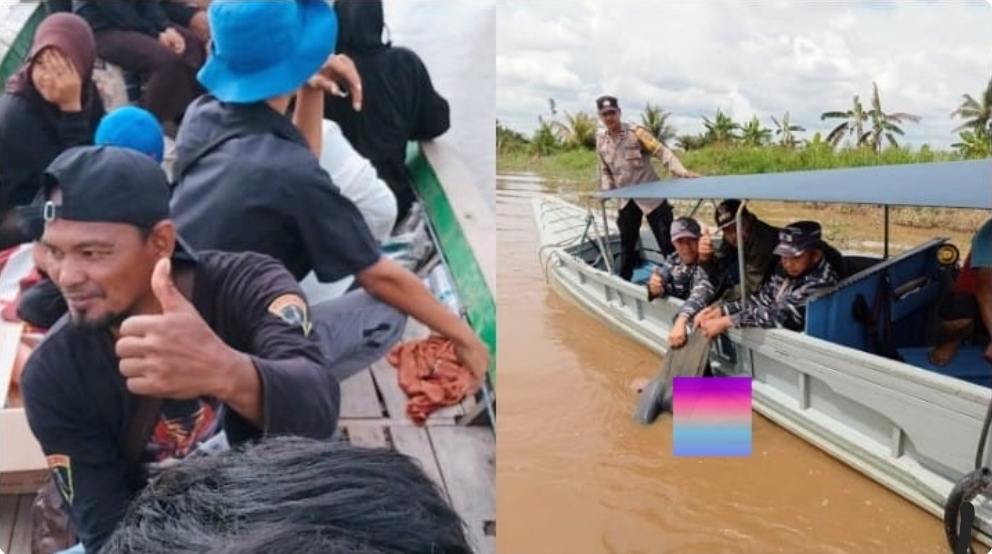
695 220 841 337
595 94 701 281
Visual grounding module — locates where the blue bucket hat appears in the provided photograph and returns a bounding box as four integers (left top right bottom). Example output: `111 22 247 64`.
94 106 164 163
197 0 338 103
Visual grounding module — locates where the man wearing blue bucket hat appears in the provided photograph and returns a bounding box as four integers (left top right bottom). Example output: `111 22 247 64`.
171 0 491 389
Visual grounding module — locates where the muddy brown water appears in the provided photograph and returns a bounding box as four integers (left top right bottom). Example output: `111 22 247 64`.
495 174 979 554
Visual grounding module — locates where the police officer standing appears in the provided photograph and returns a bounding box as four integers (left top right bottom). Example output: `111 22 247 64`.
595 95 700 281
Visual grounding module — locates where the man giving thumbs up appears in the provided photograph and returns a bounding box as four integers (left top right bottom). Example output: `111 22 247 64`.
18 146 340 554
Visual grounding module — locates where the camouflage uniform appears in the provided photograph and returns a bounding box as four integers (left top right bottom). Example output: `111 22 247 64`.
721 222 841 331
648 269 719 324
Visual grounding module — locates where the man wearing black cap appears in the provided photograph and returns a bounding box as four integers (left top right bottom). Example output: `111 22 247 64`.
646 216 719 348
697 199 781 303
594 94 700 281
695 220 840 337
19 146 341 554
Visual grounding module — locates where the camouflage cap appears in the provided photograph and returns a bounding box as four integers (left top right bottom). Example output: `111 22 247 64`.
774 220 823 258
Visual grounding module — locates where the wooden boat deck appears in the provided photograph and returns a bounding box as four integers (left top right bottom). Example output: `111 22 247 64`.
1 316 495 554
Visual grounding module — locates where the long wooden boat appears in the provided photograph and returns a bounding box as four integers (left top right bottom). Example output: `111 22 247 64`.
532 159 992 550
0 2 495 552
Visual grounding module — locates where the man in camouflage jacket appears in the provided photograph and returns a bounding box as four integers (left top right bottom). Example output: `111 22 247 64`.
595 94 700 282
647 217 719 348
695 220 840 337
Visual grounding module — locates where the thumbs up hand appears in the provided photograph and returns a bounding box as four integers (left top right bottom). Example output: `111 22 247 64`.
647 266 665 298
116 257 229 399
698 226 714 260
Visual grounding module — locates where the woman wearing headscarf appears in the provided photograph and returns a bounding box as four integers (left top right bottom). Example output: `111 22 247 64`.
0 12 105 250
323 0 451 228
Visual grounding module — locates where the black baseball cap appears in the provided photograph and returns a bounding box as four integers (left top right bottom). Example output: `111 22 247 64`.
596 95 619 113
774 220 823 258
714 199 751 230
19 145 197 261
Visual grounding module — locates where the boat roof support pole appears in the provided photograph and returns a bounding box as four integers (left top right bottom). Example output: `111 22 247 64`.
883 205 890 260
600 199 615 275
738 200 749 304
687 199 704 219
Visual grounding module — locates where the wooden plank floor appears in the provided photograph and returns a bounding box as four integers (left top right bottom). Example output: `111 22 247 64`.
1 318 495 554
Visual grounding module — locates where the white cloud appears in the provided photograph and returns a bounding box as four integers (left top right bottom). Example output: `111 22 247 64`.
496 0 992 149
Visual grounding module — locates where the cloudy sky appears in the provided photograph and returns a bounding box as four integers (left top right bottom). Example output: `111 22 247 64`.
496 0 991 150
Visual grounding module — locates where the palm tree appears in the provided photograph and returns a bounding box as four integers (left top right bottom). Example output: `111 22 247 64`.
640 103 677 146
770 111 805 148
551 110 598 150
952 129 992 159
821 95 869 148
864 82 921 152
951 76 992 138
740 115 772 146
530 116 560 156
701 109 740 144
675 134 706 151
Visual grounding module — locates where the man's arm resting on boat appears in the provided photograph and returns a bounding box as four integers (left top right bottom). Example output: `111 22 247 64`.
20 350 137 554
356 257 490 382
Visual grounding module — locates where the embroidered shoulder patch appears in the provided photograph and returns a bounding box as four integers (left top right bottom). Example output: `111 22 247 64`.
46 454 73 505
267 293 313 337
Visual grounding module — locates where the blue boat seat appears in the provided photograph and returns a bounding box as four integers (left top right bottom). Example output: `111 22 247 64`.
897 345 990 388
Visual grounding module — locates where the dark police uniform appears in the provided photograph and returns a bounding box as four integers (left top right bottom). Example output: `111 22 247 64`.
19 147 340 554
720 221 840 331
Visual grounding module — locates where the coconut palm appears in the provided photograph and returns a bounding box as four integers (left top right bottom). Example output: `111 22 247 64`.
770 111 805 148
640 103 677 145
864 82 921 152
951 76 992 138
821 95 869 148
550 110 597 150
701 109 740 144
740 115 772 146
952 129 992 159
530 116 560 156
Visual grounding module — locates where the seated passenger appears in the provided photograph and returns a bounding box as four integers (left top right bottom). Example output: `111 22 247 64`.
697 199 780 303
646 216 718 348
930 217 992 365
101 437 473 554
696 220 840 337
172 0 489 384
95 105 165 163
74 0 205 132
0 12 104 250
324 0 452 227
20 146 340 554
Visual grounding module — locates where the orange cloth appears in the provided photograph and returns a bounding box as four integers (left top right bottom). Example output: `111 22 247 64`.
387 335 477 425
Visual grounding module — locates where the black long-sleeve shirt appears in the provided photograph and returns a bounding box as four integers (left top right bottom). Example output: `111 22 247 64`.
73 0 172 37
21 250 341 554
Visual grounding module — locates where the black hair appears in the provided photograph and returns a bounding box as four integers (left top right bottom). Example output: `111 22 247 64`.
102 436 474 554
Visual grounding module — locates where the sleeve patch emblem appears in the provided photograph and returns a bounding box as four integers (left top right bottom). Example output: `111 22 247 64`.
46 454 73 505
267 293 313 337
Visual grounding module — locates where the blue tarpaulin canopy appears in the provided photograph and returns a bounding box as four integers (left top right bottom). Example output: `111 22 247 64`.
595 159 992 209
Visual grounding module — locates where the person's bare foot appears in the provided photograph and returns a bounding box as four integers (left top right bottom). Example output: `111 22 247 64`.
630 377 651 394
928 319 973 366
929 338 963 366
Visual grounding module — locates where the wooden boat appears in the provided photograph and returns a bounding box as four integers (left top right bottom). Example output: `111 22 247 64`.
531 159 992 549
0 2 495 552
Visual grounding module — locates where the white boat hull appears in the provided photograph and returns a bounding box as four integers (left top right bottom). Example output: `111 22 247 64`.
532 194 992 546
